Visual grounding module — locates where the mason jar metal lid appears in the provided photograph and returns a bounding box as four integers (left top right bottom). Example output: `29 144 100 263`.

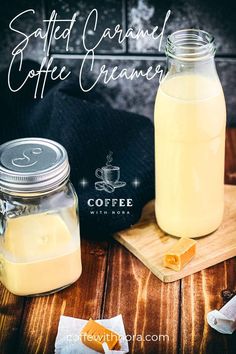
0 138 70 193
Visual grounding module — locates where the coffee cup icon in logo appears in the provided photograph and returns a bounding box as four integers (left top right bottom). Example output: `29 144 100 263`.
95 152 126 193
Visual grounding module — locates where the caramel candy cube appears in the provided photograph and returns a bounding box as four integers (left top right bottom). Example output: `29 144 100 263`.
81 318 120 353
163 238 197 271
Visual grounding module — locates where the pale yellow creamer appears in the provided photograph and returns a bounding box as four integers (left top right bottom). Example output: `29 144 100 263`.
155 74 226 237
0 213 81 295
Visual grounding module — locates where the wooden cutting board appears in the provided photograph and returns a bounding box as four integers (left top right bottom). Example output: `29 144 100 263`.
114 185 236 282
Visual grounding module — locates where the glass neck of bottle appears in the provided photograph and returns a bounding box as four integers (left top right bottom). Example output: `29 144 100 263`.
165 29 217 76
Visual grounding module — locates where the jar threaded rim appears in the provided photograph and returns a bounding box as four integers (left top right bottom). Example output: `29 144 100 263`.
166 29 216 61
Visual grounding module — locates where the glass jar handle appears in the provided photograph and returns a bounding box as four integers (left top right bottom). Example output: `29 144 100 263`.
0 201 6 236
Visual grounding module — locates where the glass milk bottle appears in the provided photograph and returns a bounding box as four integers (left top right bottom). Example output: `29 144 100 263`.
154 29 226 238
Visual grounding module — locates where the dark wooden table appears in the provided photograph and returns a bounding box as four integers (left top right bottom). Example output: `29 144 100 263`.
1 129 236 354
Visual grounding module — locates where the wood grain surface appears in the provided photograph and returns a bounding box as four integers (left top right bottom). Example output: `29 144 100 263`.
181 259 236 354
103 241 180 354
0 128 236 354
114 185 236 282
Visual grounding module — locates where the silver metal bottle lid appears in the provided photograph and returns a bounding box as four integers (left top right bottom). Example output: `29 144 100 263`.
0 138 70 193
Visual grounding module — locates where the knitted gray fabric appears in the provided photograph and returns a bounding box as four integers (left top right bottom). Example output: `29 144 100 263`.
0 60 154 237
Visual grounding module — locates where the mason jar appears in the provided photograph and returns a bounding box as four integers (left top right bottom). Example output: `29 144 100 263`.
0 138 82 296
154 29 226 238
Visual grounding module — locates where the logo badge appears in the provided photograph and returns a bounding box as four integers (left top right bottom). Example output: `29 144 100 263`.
95 151 126 193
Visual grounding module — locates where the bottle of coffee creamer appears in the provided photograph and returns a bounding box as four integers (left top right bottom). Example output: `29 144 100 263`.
154 29 226 238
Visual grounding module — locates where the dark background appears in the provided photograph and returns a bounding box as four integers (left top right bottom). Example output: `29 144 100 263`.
0 0 235 125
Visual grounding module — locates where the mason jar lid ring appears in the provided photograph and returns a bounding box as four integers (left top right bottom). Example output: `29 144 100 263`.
0 138 70 193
